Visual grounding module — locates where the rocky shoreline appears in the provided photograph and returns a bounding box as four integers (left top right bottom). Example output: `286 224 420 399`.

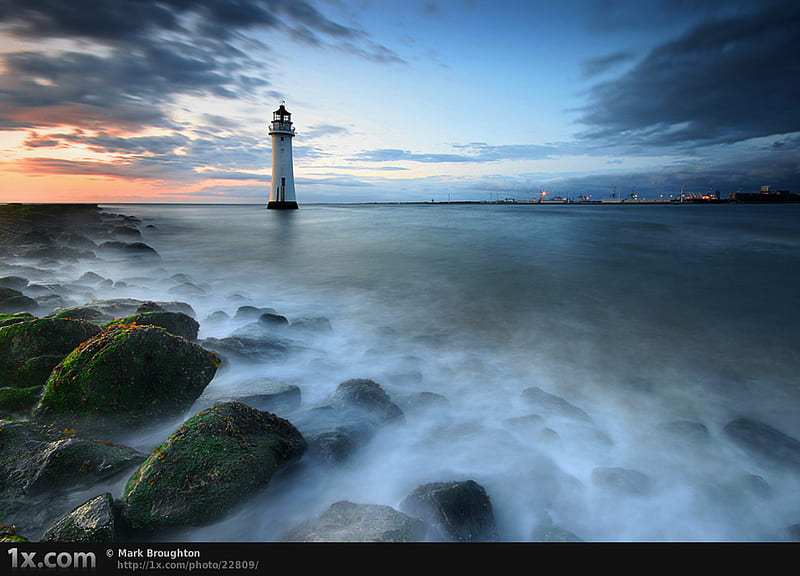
1 203 799 542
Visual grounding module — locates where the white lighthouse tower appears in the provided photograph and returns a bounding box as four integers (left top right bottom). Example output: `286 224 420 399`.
267 102 298 209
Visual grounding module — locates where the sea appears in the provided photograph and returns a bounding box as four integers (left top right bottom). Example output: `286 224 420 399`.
85 202 800 541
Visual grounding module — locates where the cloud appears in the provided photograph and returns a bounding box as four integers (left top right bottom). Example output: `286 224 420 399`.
577 1 800 150
581 51 635 78
351 142 560 164
0 0 403 132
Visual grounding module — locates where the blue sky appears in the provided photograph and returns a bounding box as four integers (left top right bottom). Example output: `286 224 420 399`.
0 0 797 203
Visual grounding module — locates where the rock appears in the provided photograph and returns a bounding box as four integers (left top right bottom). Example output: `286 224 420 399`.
0 287 38 313
658 419 711 443
330 378 405 427
204 310 230 323
591 466 652 496
84 298 195 319
76 271 105 285
289 316 333 334
223 379 301 414
41 493 117 542
33 324 219 434
0 312 34 327
201 334 301 363
169 282 205 296
0 385 42 417
521 386 592 423
293 379 405 458
233 305 276 321
96 241 159 259
723 417 800 472
104 311 200 341
307 430 358 464
530 523 583 542
788 524 800 541
0 525 27 542
399 480 497 542
395 391 450 415
0 419 144 500
288 501 425 542
0 317 101 389
0 276 28 290
122 402 306 531
258 312 289 327
48 307 109 323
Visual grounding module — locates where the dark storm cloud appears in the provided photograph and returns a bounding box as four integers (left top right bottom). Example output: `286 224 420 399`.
0 47 252 129
581 51 635 78
0 0 402 131
578 1 800 150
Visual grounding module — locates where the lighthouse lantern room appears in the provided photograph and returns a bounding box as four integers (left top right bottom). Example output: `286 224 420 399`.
267 102 298 209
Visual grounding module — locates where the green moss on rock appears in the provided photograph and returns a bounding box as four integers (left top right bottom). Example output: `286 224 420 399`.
0 318 101 389
0 385 42 417
103 311 199 341
33 324 219 433
122 402 306 530
41 493 117 542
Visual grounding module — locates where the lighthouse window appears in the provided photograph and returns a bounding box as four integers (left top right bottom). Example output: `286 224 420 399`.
281 137 284 141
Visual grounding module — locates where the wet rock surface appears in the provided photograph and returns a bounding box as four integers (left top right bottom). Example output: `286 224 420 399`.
122 402 306 531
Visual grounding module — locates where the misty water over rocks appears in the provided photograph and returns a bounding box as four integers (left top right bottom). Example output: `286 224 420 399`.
4 202 800 542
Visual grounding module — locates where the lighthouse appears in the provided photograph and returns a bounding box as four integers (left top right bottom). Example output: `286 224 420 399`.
267 102 298 209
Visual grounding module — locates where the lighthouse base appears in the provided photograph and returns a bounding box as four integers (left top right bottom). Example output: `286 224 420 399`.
267 201 299 210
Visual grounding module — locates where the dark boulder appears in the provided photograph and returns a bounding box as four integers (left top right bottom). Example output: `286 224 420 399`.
0 312 34 327
84 298 195 319
0 419 144 500
287 500 425 542
33 324 219 434
212 379 301 415
41 493 117 542
201 334 302 363
400 480 497 542
723 417 800 472
0 385 42 417
96 241 159 260
104 310 200 341
48 307 109 323
122 402 306 531
330 378 405 427
0 287 37 314
0 317 101 389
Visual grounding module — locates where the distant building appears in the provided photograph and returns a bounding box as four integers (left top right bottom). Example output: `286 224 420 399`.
267 103 298 209
729 186 799 203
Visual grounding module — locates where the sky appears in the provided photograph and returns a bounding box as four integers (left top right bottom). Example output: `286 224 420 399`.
0 0 798 204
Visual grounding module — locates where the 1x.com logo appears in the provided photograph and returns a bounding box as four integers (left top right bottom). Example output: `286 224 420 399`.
7 547 96 569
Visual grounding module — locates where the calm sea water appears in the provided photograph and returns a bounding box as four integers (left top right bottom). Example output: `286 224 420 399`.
98 202 800 541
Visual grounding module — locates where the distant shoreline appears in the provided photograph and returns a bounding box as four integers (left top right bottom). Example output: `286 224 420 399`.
5 198 800 208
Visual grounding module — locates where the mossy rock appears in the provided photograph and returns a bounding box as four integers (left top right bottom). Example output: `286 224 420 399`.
33 324 219 434
41 493 117 542
0 385 42 417
0 312 35 327
103 311 200 341
122 402 307 531
0 419 144 500
0 318 101 389
0 525 28 542
49 307 109 324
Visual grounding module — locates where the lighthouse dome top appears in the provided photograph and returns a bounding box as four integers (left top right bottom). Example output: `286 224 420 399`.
273 104 291 123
